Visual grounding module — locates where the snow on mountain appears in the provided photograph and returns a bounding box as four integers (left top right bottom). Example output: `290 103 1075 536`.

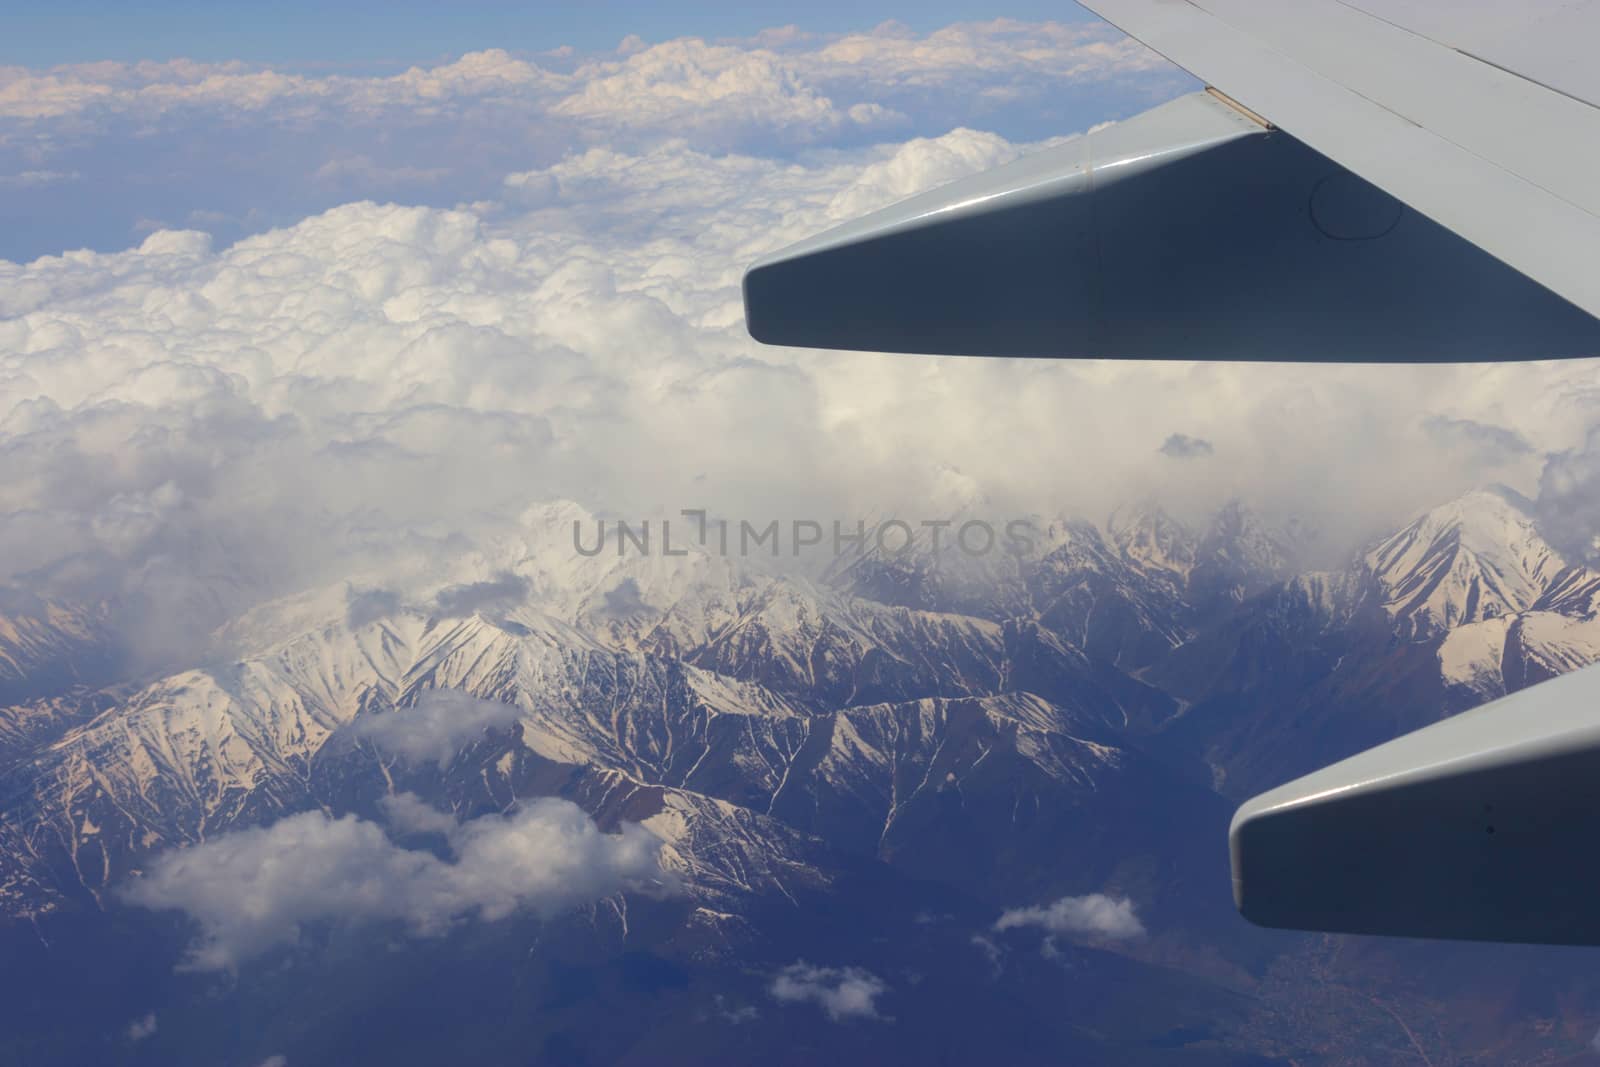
12 482 1600 1067
1187 499 1305 609
1026 517 1191 666
1365 487 1566 641
1439 611 1600 701
830 510 1198 670
820 508 1074 620
1437 615 1518 699
0 595 114 703
11 481 1600 998
639 788 832 908
0 604 604 914
1533 564 1600 617
0 560 1169 919
1503 612 1600 687
0 690 125 775
658 575 1011 708
1275 569 1373 633
800 692 1126 832
0 606 448 913
1106 500 1197 581
511 500 755 650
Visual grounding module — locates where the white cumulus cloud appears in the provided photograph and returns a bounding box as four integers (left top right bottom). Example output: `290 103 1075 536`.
769 961 888 1021
122 798 667 971
552 38 902 144
0 20 1186 261
994 892 1147 941
0 22 1166 129
125 1012 157 1041
353 689 524 765
381 792 462 836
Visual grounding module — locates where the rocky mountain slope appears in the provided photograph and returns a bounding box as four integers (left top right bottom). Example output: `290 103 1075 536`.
4 489 1600 1065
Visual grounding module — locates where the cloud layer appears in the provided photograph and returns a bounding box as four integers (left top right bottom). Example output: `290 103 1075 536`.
0 21 1187 260
122 798 666 970
0 22 1170 129
5 20 1600 675
6 124 1600 669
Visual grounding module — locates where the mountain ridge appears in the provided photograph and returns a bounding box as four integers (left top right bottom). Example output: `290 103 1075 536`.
5 484 1600 1064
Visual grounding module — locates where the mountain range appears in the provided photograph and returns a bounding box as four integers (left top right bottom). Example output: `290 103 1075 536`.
4 485 1600 1065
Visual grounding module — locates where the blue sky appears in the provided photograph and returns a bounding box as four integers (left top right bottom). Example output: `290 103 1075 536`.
4 1 1102 66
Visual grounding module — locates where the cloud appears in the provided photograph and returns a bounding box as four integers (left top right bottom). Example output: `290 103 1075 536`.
551 39 902 146
125 1012 157 1042
1423 415 1535 460
994 892 1147 941
1158 433 1214 459
769 961 888 1021
0 169 78 188
1538 425 1600 563
122 798 667 970
431 573 530 618
970 933 1004 978
0 21 1184 262
0 51 560 124
345 587 402 628
4 133 1044 668
711 994 759 1024
804 18 1177 111
381 792 462 836
353 689 523 765
599 576 650 617
0 23 1164 129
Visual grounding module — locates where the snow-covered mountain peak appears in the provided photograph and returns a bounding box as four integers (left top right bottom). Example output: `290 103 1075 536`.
1393 486 1539 556
0 594 112 701
511 500 753 641
1169 499 1309 609
1107 500 1197 579
210 581 377 657
1365 486 1565 640
1199 500 1298 574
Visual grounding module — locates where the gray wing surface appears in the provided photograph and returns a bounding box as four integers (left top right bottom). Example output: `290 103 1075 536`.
1081 0 1600 322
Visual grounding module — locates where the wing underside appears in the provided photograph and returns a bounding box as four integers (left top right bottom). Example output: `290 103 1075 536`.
745 87 1600 362
1232 659 1600 944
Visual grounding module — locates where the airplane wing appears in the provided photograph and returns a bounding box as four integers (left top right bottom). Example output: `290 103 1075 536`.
1229 655 1600 945
743 0 1600 943
744 0 1600 362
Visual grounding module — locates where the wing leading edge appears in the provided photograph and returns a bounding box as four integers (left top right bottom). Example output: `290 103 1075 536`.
745 89 1600 360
